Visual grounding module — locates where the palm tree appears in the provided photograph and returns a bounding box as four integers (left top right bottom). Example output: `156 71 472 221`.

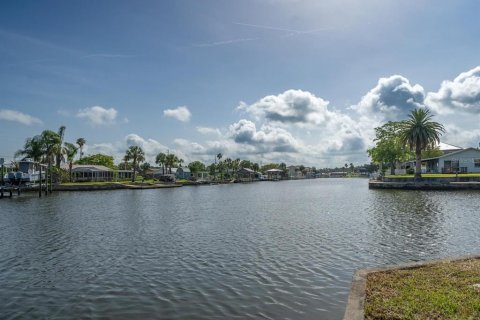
64 142 78 182
15 135 45 162
55 126 66 169
216 153 223 163
41 130 61 168
124 146 145 182
399 108 445 179
166 153 178 174
76 138 86 160
155 152 167 174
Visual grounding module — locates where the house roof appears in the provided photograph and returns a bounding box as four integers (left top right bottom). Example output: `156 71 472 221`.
67 164 113 172
438 142 463 151
422 147 480 161
266 169 283 172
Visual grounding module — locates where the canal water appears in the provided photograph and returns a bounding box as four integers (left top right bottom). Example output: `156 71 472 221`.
1 179 479 319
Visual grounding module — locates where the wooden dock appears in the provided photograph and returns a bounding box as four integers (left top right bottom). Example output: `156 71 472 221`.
0 185 21 198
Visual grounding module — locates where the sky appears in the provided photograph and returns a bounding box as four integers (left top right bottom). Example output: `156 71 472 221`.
1 0 480 167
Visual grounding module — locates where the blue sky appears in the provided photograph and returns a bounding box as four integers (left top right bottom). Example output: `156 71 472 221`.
1 0 480 167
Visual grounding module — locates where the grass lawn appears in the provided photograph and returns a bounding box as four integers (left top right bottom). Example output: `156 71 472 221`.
365 258 480 320
386 173 480 178
60 181 122 186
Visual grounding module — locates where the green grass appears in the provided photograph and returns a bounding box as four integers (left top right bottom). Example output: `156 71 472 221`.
386 173 480 178
365 258 480 320
60 181 122 186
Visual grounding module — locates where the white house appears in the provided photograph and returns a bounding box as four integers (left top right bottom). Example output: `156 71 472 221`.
422 148 480 173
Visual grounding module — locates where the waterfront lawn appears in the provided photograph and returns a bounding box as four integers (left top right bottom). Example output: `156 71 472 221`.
386 173 480 178
365 258 480 320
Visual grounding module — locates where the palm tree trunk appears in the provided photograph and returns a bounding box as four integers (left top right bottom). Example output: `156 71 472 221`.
415 146 422 180
69 162 73 182
132 159 136 182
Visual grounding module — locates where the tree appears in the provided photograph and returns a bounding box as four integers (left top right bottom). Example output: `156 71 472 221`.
64 142 78 182
77 153 116 169
155 152 167 174
41 130 61 168
367 121 411 175
188 161 206 173
15 135 45 162
55 126 66 169
140 162 151 178
76 138 86 160
165 153 178 174
399 108 445 179
124 146 145 182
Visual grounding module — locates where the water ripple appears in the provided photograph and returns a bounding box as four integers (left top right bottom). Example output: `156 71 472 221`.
1 180 480 319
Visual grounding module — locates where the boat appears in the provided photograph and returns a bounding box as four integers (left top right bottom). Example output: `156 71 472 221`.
4 159 44 185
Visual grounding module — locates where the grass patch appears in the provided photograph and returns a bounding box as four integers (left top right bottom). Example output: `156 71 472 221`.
60 181 121 186
365 258 480 320
386 173 480 178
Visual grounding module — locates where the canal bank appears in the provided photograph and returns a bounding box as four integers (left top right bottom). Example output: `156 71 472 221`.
369 177 480 190
343 254 480 320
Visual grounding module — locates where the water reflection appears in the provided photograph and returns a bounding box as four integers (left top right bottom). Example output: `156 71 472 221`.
367 190 446 264
0 180 479 320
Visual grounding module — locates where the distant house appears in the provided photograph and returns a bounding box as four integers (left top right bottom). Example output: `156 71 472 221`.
421 148 480 173
265 168 283 180
117 169 134 180
175 167 192 180
237 168 255 181
64 165 114 182
191 171 210 181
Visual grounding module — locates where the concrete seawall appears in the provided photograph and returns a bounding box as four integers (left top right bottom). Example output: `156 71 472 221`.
369 180 480 190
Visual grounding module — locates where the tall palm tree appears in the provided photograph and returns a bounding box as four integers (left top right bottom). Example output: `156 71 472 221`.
64 142 78 182
399 108 445 179
156 152 167 174
55 126 66 169
76 138 86 160
166 153 178 174
124 146 145 182
15 135 45 162
41 130 61 168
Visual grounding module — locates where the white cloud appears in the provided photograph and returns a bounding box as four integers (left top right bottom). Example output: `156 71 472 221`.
76 106 118 125
196 126 221 136
163 106 191 122
125 134 168 160
229 119 300 153
0 109 43 125
426 66 480 114
353 75 425 121
238 89 332 127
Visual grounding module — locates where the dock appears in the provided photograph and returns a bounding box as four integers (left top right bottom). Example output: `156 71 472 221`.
0 185 21 198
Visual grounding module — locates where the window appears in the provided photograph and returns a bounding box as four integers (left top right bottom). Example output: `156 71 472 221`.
475 159 480 168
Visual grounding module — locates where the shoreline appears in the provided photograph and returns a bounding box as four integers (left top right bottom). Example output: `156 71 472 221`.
369 179 480 190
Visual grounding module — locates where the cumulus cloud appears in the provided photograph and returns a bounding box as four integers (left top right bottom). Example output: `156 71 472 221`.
238 89 333 127
0 109 43 125
163 106 191 122
76 106 118 125
125 133 168 159
426 66 480 114
196 126 221 136
354 75 425 121
229 119 300 153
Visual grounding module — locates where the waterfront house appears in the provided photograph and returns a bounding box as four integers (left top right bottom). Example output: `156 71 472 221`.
175 167 192 180
266 168 283 180
117 169 134 180
192 171 210 181
237 168 255 181
66 165 114 182
422 148 480 173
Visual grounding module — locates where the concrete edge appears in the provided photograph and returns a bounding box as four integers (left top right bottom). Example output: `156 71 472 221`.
343 254 480 320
